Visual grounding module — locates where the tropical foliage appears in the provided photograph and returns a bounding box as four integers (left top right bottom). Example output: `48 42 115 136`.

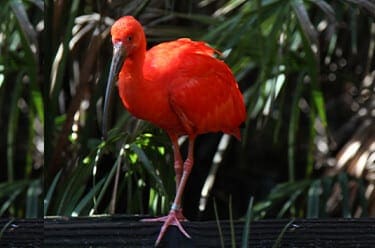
0 0 374 221
0 0 43 218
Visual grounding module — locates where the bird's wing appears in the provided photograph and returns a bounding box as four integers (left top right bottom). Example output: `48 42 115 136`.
167 52 245 138
143 38 245 138
144 38 217 80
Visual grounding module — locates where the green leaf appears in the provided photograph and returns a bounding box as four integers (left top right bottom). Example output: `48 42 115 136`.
338 172 351 217
55 162 93 215
44 170 63 216
229 195 236 248
72 177 106 216
344 0 375 17
10 0 38 60
130 143 166 196
0 218 15 240
213 198 225 248
277 189 303 218
311 0 335 22
91 146 122 214
292 0 318 54
307 180 321 218
312 89 327 127
272 219 295 248
7 73 24 182
30 89 44 124
288 74 304 183
241 196 254 248
26 179 41 218
357 179 368 217
48 0 80 114
0 180 30 217
0 189 23 217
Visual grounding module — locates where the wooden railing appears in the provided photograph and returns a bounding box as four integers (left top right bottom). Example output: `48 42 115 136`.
1 216 374 247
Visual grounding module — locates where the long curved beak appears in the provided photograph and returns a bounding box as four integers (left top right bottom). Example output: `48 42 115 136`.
102 42 126 139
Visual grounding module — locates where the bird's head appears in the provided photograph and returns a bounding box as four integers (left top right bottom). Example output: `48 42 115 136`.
110 16 146 58
102 16 146 139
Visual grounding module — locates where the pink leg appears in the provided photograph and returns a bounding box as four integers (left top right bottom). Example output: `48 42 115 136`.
141 134 186 222
154 136 195 246
169 134 186 220
170 134 183 191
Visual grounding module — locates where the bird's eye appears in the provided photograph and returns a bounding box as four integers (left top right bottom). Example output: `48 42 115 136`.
127 36 133 42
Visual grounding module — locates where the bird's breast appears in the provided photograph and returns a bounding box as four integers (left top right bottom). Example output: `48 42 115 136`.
118 70 182 131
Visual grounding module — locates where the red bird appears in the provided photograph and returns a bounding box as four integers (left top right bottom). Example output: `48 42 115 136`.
103 16 246 246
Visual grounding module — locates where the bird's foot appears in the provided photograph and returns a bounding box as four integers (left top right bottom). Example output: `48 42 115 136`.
140 208 187 222
142 209 191 246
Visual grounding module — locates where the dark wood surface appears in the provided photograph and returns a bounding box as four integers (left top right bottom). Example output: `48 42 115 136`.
1 216 374 247
0 218 43 247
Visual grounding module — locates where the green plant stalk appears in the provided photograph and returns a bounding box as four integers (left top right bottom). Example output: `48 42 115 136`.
288 74 303 184
91 146 99 210
109 146 125 214
272 219 295 248
338 172 351 217
25 104 35 176
241 196 254 248
277 189 303 218
44 170 63 215
130 143 166 196
0 218 14 241
46 0 79 167
43 0 54 167
229 195 236 248
273 84 286 143
0 188 23 216
74 177 106 216
55 161 93 215
49 0 79 109
126 171 133 214
7 73 24 183
213 199 225 248
305 107 316 178
92 146 121 214
26 179 41 218
358 179 369 217
321 177 332 218
307 180 320 218
11 0 41 181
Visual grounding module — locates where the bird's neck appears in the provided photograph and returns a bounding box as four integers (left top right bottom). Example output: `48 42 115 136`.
125 52 145 80
118 45 149 116
123 33 147 83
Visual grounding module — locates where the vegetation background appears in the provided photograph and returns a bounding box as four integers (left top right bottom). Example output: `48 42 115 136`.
0 0 374 222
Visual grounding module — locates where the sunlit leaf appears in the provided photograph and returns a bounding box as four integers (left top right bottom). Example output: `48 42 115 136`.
130 143 166 196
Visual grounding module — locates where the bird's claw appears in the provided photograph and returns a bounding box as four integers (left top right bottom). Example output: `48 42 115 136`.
142 210 191 247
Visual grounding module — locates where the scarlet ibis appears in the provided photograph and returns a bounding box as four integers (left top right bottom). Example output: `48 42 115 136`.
103 16 246 246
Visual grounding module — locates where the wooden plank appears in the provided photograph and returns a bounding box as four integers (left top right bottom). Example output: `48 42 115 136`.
43 216 375 247
0 218 43 247
1 216 374 247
